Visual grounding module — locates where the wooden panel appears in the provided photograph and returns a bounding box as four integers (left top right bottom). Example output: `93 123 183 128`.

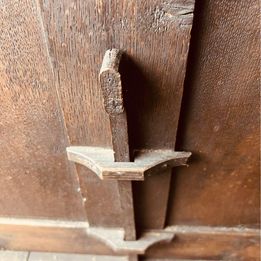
167 0 260 227
0 0 85 219
146 226 260 261
126 0 194 230
0 219 259 260
39 0 194 230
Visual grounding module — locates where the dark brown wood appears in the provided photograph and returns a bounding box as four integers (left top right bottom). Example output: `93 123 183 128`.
99 49 124 115
99 49 130 162
134 169 172 230
99 49 136 242
123 0 195 230
147 226 261 261
1 0 258 259
0 0 85 220
110 114 130 163
167 0 260 228
117 180 136 241
39 0 119 231
39 0 195 231
0 220 259 260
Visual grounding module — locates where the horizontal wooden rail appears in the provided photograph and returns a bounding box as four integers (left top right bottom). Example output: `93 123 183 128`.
0 218 259 260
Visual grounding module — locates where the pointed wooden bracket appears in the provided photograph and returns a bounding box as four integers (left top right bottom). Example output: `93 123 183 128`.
66 146 189 255
67 146 191 181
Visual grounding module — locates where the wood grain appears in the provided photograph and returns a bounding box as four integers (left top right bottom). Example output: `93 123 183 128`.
39 0 124 229
67 147 191 181
99 48 136 241
39 0 195 230
0 0 85 220
1 0 259 258
167 0 260 228
99 49 124 115
0 220 259 260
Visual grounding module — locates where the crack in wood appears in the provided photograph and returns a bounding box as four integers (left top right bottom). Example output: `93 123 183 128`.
139 1 194 33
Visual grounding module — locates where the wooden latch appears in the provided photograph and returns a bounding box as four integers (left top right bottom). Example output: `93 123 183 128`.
66 49 191 259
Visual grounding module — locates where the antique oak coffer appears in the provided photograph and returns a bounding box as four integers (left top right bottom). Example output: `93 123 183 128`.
0 0 259 260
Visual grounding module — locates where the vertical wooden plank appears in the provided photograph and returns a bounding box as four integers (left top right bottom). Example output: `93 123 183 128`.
167 0 260 227
39 0 194 229
130 0 194 229
39 0 123 229
0 0 85 220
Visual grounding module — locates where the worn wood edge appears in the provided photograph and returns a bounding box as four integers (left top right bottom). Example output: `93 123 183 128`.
99 49 124 115
117 180 137 241
0 217 89 228
100 49 122 74
66 146 191 181
87 227 174 254
0 219 259 259
0 217 172 255
147 226 260 260
99 50 136 242
66 147 104 179
165 225 260 236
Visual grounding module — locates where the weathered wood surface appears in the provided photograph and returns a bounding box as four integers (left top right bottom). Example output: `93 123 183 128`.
1 0 259 258
99 49 136 242
0 219 259 260
99 49 124 115
87 227 174 254
67 147 191 180
0 0 85 220
167 0 260 228
39 0 195 230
